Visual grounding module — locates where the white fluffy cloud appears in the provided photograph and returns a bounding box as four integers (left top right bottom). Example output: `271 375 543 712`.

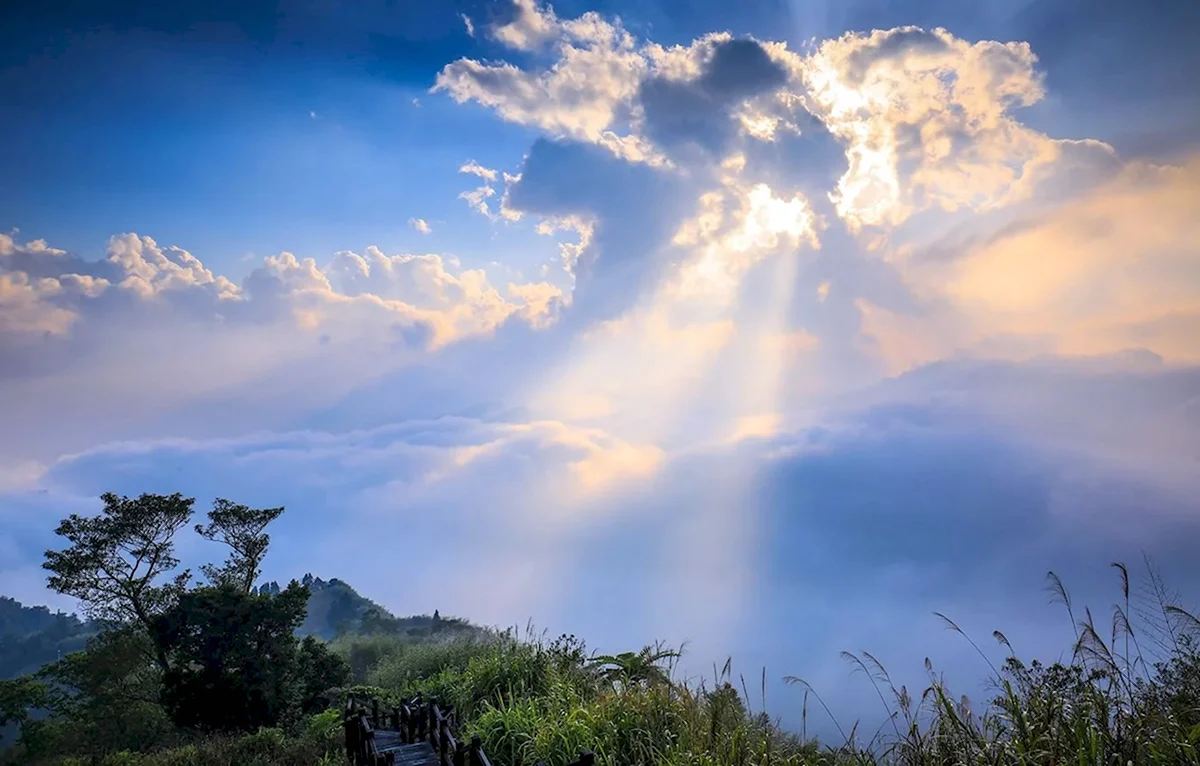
443 5 1199 382
0 232 559 349
456 161 526 221
434 7 646 144
459 161 497 182
434 7 1124 240
799 27 1125 230
0 231 563 465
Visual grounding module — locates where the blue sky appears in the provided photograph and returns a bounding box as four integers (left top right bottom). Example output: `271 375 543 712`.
2 0 1200 741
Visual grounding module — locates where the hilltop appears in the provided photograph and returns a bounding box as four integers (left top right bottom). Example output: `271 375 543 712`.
257 574 482 642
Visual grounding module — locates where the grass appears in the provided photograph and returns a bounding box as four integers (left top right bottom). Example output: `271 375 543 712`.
16 559 1200 765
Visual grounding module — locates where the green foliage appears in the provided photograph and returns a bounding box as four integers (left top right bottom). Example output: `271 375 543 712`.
194 500 285 594
43 492 195 670
293 637 352 716
298 576 380 640
0 676 46 727
330 632 409 683
366 633 508 699
590 642 680 690
19 628 176 761
153 583 309 732
42 709 344 765
2 491 361 764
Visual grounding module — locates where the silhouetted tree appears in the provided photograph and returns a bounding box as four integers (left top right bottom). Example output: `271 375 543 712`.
152 582 308 732
195 500 285 593
42 492 195 672
294 636 351 715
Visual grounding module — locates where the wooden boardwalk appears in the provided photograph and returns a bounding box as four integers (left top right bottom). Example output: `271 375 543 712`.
343 695 595 766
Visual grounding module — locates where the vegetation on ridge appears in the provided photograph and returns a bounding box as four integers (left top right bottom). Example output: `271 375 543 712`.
1 492 1199 765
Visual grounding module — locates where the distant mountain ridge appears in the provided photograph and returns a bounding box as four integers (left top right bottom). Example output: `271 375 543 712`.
1 575 478 681
259 573 479 641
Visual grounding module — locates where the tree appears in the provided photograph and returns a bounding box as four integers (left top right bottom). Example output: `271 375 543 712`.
152 582 310 732
42 492 195 672
294 636 351 716
18 628 174 760
0 676 45 728
194 499 285 593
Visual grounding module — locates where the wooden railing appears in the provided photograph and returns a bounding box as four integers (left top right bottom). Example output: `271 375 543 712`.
344 694 596 766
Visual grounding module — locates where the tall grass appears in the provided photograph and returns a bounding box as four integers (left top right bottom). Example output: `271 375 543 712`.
25 560 1200 765
781 560 1200 765
339 560 1200 766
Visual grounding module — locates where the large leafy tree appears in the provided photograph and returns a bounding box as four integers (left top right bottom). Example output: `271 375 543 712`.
294 635 352 716
195 499 285 594
0 676 45 729
42 492 195 672
15 629 174 761
152 581 312 732
27 490 351 745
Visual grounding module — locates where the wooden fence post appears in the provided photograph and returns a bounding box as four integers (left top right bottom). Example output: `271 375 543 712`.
435 701 444 746
344 710 358 765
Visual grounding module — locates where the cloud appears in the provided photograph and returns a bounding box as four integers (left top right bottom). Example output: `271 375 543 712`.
456 161 524 221
0 231 562 463
458 183 497 217
430 8 1130 279
9 354 1198 738
638 37 789 158
490 0 560 52
944 157 1200 360
797 26 1112 230
859 154 1200 370
505 138 692 319
458 161 497 182
408 217 432 234
6 412 669 627
433 7 646 145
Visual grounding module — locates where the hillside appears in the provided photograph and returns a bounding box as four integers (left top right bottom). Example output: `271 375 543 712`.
2 577 476 661
268 574 481 641
0 597 97 681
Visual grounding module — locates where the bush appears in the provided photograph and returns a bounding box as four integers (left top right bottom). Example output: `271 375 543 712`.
330 633 411 683
368 634 504 692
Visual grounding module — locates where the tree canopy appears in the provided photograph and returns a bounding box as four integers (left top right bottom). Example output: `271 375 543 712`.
195 499 285 594
19 492 350 746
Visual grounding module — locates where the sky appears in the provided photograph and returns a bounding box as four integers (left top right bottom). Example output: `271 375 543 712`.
3 0 1200 741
